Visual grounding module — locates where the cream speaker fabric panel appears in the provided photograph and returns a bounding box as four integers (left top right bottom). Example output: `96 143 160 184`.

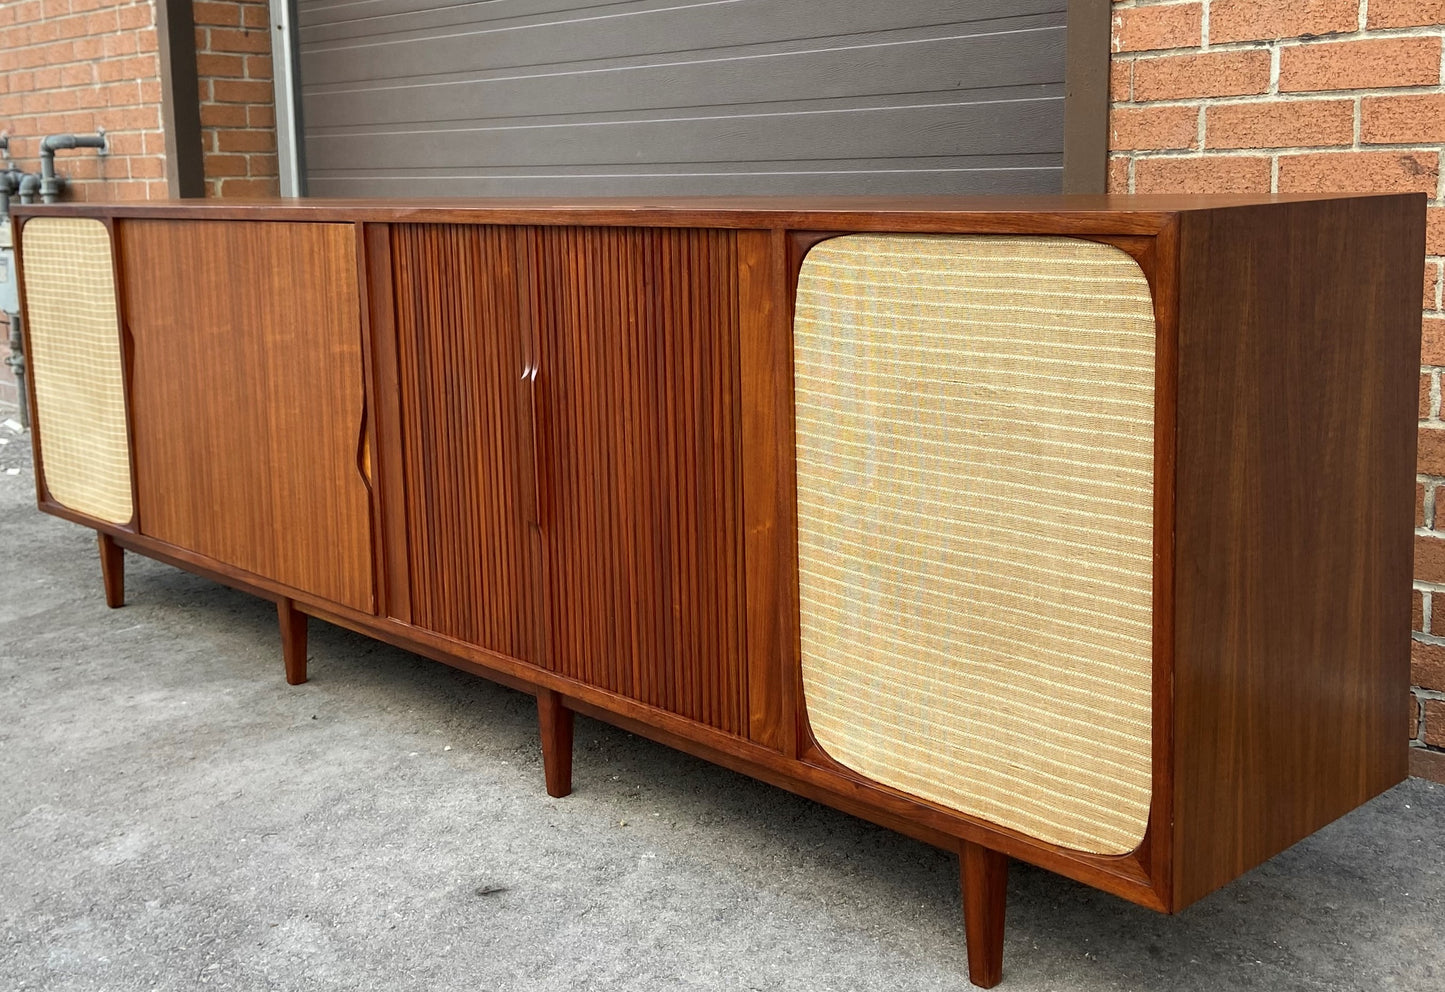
21 217 133 524
793 235 1156 856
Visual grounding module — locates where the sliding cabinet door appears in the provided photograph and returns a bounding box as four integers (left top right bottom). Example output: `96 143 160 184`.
120 220 374 613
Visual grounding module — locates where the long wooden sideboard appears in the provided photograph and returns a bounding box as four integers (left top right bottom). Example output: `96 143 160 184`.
12 194 1425 987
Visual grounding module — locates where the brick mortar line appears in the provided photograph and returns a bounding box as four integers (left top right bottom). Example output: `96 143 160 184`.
1113 84 1445 108
1121 143 1444 155
1115 25 1445 61
3 40 162 59
1120 147 1445 163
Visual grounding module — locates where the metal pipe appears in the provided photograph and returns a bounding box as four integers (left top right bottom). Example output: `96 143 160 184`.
5 309 27 428
38 130 107 203
17 174 38 205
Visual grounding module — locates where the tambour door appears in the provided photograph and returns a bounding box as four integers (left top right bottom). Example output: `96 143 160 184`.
119 220 375 613
382 224 535 663
527 227 749 735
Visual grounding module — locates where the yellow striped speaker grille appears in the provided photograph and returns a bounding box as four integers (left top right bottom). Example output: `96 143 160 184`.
793 235 1156 856
21 217 133 525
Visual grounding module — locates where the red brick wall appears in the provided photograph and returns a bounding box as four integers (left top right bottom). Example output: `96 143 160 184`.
0 0 168 200
0 1 282 412
0 0 167 412
193 0 279 197
1109 0 1445 781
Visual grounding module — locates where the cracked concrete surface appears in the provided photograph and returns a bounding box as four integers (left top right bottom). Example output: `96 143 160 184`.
1 430 1441 992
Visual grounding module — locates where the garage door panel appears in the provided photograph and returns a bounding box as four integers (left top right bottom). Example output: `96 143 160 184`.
303 26 1064 129
299 0 1063 83
295 0 1073 197
303 164 1063 199
308 99 1062 171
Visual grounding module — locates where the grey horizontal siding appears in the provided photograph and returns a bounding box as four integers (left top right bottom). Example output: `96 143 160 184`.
295 0 1070 197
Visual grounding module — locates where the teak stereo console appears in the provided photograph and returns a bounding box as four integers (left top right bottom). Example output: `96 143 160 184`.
12 195 1424 987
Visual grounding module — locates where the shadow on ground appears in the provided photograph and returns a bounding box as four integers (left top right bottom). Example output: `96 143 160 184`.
1 431 1440 991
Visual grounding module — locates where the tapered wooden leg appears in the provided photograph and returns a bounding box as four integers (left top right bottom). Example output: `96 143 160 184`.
97 532 124 608
278 597 308 685
961 841 1008 989
537 688 574 798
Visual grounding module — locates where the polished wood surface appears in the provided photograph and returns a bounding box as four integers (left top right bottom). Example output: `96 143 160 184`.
278 597 308 686
117 220 375 613
97 532 124 609
537 688 575 799
1169 196 1423 908
16 194 1426 987
389 224 534 659
528 226 748 736
737 229 798 754
961 841 1009 988
17 193 1377 235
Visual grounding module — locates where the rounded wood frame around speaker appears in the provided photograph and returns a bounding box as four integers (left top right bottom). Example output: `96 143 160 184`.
792 234 1157 856
19 216 133 526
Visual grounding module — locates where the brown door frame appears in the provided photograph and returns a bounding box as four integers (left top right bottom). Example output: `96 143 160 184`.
155 0 204 198
1064 0 1112 193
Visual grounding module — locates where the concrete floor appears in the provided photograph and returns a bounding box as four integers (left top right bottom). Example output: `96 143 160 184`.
1 427 1441 992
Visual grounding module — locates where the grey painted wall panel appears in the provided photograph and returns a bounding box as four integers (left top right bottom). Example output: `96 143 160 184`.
294 0 1071 197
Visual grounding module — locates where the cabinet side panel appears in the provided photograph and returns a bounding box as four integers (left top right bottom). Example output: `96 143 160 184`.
533 226 748 736
121 220 374 612
389 224 533 661
1172 196 1423 909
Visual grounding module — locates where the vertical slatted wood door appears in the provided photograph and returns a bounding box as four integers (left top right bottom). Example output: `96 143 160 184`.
389 224 534 662
120 220 374 612
528 227 748 734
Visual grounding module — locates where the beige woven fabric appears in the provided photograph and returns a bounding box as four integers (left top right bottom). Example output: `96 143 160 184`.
21 217 132 524
793 235 1156 856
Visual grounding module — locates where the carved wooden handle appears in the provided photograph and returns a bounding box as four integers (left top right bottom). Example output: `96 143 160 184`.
526 365 547 530
356 401 372 491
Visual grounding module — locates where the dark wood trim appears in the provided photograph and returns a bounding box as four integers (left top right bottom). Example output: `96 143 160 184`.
154 0 204 199
537 688 575 798
738 228 791 752
515 226 552 673
278 597 308 685
1147 215 1181 909
98 532 125 608
106 217 142 535
11 196 1232 233
11 217 53 513
961 841 1009 988
363 223 411 623
1063 0 1112 194
354 222 385 617
17 194 1396 231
